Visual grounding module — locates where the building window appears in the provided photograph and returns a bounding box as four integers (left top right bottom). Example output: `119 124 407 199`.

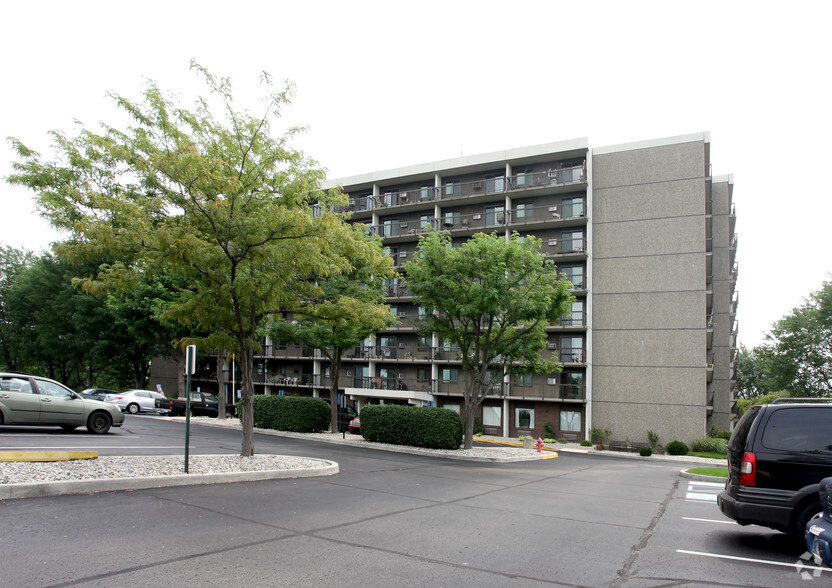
560 409 581 433
482 405 501 427
562 231 584 252
515 170 532 187
445 181 461 196
442 368 458 383
560 336 584 362
417 367 429 382
485 175 505 194
563 372 583 399
421 185 433 200
382 219 399 237
443 402 460 414
514 373 532 387
561 197 585 218
515 202 534 219
485 206 505 227
417 335 431 351
443 211 460 227
562 266 584 289
515 407 535 429
564 301 584 326
420 214 434 230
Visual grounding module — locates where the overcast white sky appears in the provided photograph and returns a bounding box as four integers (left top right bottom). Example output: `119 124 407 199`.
2 1 830 348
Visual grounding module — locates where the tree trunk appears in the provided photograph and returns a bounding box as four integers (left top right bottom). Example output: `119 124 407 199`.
216 350 226 420
329 354 342 434
239 345 255 457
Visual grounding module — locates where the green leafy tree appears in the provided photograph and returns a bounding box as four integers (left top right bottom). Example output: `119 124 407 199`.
3 254 111 388
8 62 382 456
0 245 35 372
268 239 396 433
735 344 770 399
404 231 574 449
762 281 832 398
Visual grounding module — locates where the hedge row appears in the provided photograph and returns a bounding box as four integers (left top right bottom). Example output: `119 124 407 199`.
237 395 330 432
359 404 463 450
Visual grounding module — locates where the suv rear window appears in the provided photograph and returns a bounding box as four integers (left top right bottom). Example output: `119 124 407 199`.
729 406 760 450
761 407 832 453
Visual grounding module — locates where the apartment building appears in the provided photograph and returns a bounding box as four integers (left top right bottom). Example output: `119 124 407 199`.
156 133 738 445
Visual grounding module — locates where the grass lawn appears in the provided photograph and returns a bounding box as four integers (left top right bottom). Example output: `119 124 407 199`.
687 467 728 477
689 452 727 460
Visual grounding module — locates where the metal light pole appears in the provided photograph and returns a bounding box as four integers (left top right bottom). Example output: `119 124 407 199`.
184 345 196 473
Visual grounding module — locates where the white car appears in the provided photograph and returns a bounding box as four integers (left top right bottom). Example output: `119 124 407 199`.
104 390 167 414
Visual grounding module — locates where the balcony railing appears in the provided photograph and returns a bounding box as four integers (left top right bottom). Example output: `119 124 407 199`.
343 164 586 213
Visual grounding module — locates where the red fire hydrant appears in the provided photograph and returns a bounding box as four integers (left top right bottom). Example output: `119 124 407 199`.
536 438 544 453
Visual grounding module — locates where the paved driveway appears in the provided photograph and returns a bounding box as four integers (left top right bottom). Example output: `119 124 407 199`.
0 418 827 586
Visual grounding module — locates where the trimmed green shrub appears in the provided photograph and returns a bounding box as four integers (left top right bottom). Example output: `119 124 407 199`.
691 437 728 455
639 446 653 457
580 440 593 447
707 426 731 441
360 404 463 450
237 395 330 433
545 438 557 444
556 438 568 444
665 440 689 455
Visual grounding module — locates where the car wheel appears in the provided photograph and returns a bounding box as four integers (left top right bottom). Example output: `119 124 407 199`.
86 412 112 434
59 425 77 431
791 499 823 541
127 403 140 414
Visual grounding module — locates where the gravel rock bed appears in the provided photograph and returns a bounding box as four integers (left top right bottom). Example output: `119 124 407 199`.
0 454 324 485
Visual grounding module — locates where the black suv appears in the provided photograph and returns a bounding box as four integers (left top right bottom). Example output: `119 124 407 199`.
718 399 832 540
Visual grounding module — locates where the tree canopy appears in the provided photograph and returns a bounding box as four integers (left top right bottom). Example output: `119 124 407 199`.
404 231 574 448
8 62 385 456
761 280 832 398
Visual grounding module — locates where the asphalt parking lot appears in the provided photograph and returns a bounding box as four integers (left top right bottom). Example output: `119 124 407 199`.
1 416 828 586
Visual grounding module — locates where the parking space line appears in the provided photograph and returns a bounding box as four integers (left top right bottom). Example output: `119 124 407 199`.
682 517 735 525
677 549 830 574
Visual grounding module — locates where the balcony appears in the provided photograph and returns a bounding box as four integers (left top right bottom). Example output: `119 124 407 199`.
441 166 586 200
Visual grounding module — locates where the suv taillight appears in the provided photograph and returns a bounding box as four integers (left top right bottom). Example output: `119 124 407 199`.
740 451 756 486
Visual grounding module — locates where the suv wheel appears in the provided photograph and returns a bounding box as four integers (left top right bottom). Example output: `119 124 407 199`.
791 499 823 540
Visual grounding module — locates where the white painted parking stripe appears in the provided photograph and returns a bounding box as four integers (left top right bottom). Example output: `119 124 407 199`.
677 549 830 574
686 492 717 502
688 481 725 488
682 517 736 525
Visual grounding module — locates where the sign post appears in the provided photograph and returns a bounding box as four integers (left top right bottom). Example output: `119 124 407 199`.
184 345 196 473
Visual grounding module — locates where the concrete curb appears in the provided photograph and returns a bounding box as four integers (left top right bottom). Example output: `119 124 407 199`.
0 458 339 500
679 469 728 483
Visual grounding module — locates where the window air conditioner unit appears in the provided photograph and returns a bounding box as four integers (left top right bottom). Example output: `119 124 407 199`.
548 206 558 212
398 312 407 317
548 239 557 246
400 222 408 228
473 181 483 189
473 214 482 220
547 343 556 350
547 378 557 385
399 252 407 257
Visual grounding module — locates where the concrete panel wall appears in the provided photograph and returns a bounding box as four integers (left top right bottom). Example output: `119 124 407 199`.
593 140 706 190
593 178 706 223
590 137 709 445
593 254 705 294
592 291 703 329
593 216 705 258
